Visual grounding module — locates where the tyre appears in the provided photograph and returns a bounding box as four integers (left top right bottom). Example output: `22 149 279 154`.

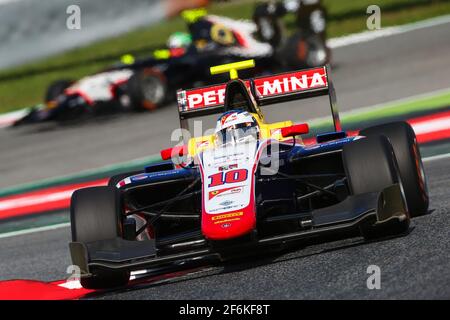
45 79 73 103
342 136 410 240
108 170 143 188
253 4 283 47
280 31 329 68
360 121 429 217
70 186 130 289
126 69 167 111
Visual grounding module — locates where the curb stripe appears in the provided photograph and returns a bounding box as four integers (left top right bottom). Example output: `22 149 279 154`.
0 179 108 220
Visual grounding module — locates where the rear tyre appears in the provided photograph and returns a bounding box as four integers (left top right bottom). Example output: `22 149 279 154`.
342 136 410 240
253 4 283 47
280 31 329 68
360 121 429 217
70 186 130 289
126 69 167 111
45 79 73 103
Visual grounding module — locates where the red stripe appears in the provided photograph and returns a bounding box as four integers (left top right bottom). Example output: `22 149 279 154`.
407 109 450 143
414 128 450 143
0 280 94 300
408 109 450 124
0 179 108 219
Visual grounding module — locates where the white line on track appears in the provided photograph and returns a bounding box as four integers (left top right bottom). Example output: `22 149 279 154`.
423 152 450 163
1 152 450 240
328 14 450 48
0 222 70 239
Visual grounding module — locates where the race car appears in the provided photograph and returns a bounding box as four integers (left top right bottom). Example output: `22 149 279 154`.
13 1 329 126
69 60 429 289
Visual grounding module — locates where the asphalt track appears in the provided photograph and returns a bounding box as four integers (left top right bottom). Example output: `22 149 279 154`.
0 155 448 299
1 21 450 189
0 21 450 299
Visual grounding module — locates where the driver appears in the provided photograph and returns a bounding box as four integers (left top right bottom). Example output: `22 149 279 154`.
167 31 192 49
215 110 260 145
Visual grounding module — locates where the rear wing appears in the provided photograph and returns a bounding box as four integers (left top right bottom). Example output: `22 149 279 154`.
177 65 341 132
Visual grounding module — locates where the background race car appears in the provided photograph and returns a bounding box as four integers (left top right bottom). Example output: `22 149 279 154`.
12 1 330 126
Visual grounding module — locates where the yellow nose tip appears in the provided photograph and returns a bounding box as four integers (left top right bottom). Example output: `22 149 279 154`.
210 59 255 80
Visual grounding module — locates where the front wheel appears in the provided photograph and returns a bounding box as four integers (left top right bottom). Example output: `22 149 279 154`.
342 136 410 240
360 121 429 217
70 186 130 289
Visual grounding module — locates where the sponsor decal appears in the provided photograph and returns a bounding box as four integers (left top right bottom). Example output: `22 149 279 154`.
220 112 238 125
221 223 232 228
211 211 243 221
178 67 327 110
213 217 241 225
253 69 327 97
196 140 210 148
208 186 243 200
218 164 238 171
131 174 149 181
219 200 234 207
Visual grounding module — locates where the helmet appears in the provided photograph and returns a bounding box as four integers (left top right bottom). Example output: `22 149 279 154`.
215 110 259 145
167 32 192 49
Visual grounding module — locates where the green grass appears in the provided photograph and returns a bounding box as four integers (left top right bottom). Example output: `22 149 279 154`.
1 0 449 113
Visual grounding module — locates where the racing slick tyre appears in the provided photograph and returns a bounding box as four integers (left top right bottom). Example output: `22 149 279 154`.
126 68 167 111
360 121 429 217
45 79 73 103
71 186 130 289
342 136 410 240
280 31 329 68
253 4 283 47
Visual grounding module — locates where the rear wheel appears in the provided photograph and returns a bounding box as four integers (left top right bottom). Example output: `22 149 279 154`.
45 79 73 103
342 136 410 240
280 31 329 68
70 186 130 289
253 4 283 47
360 121 429 217
126 69 167 111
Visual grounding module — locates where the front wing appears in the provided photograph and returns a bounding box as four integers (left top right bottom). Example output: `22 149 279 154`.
69 184 407 277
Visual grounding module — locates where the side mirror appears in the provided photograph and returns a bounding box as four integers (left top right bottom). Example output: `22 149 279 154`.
160 145 187 160
280 123 309 138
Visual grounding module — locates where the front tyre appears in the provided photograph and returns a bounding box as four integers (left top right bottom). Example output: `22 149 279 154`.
342 136 410 240
70 186 130 289
360 121 429 217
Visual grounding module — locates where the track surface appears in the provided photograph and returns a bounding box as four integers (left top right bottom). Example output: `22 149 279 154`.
1 21 450 189
0 157 448 299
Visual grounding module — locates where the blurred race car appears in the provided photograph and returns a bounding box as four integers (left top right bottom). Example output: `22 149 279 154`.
69 60 428 289
14 0 330 126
